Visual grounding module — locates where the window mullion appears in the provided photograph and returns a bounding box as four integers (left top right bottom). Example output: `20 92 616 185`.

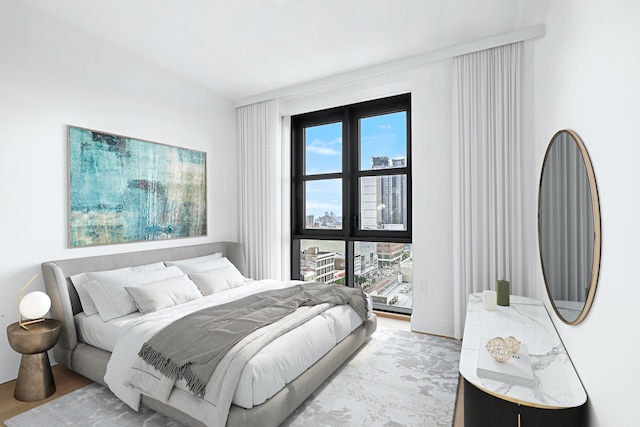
345 240 354 288
346 107 359 243
342 109 352 243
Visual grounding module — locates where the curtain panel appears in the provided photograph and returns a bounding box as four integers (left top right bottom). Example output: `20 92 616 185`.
452 42 535 338
237 99 282 280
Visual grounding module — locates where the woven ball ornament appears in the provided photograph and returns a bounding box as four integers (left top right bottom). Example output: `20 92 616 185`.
504 336 521 354
485 336 521 362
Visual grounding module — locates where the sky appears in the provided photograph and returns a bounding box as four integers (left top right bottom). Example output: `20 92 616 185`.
304 111 407 220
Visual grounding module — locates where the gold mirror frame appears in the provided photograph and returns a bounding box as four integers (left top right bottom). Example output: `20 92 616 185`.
538 129 601 325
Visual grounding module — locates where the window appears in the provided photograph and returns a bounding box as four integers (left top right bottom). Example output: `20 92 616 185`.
291 94 412 314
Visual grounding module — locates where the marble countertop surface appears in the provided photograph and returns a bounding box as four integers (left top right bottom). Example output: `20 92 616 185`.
459 293 587 408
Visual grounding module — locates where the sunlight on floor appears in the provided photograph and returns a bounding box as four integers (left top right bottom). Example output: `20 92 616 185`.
375 313 412 331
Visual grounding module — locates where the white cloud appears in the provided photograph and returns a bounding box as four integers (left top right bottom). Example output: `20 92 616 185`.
306 138 341 156
306 201 340 210
307 146 339 156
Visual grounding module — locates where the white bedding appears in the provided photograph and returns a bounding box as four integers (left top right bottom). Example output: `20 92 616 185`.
75 311 141 353
234 302 363 408
99 279 369 412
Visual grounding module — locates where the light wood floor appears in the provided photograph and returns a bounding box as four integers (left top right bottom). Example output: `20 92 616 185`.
1 315 464 426
454 375 464 426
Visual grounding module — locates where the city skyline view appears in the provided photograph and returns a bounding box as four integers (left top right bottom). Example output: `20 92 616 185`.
304 111 407 220
299 239 413 310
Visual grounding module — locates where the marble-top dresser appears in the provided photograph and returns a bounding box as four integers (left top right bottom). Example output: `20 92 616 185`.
459 293 587 426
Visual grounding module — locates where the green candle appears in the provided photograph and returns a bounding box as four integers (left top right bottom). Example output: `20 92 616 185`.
497 280 510 306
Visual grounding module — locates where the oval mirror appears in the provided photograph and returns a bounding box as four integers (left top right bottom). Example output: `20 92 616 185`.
538 130 601 324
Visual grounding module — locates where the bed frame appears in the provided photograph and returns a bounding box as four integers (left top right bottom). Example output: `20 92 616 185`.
42 242 377 427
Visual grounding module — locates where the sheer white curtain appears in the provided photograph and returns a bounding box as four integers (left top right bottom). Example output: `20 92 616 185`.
452 42 535 338
237 99 282 280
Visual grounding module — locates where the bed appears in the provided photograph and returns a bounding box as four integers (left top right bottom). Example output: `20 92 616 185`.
42 241 377 427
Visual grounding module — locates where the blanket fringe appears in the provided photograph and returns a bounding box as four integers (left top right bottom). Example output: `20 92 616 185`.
138 344 181 380
182 366 206 397
139 344 207 396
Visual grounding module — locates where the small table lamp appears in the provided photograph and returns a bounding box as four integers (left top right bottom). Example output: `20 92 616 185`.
18 274 51 330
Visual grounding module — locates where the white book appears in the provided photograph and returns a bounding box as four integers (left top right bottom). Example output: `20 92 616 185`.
476 337 534 388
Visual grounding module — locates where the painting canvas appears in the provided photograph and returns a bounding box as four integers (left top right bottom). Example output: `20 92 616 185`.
68 126 207 247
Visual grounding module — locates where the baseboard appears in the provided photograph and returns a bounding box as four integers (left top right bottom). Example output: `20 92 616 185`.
410 313 455 338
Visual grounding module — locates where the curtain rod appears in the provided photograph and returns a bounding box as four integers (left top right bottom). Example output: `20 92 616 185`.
234 25 544 108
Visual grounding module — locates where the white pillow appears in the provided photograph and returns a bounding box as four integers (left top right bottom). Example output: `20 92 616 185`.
164 253 222 268
71 267 131 316
130 262 167 273
85 266 184 321
70 262 166 315
188 265 247 296
125 275 202 315
173 257 233 274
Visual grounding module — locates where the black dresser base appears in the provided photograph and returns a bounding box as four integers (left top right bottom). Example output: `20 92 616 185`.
463 378 584 427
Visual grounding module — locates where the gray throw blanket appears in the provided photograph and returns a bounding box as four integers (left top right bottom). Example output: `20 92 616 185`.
138 283 368 397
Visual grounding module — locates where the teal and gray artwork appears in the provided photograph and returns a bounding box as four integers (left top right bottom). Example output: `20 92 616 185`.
68 126 206 247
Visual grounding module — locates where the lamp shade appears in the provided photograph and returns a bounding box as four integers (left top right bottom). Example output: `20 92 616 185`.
19 291 51 320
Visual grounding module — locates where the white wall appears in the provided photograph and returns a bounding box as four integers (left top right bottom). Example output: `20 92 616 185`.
281 61 455 338
0 2 238 383
408 63 455 337
534 1 640 425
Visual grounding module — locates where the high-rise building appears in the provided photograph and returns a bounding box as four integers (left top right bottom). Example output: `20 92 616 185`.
360 156 407 230
305 214 315 228
377 242 405 268
300 247 337 284
354 241 378 278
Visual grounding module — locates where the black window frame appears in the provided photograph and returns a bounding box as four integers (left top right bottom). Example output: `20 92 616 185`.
291 94 412 304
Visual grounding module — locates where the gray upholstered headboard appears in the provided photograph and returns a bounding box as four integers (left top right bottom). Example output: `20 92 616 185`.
41 241 246 365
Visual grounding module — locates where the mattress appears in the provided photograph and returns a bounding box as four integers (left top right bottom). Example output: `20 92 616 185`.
75 285 365 409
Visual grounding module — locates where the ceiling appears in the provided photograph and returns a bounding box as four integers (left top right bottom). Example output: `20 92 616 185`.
19 0 548 102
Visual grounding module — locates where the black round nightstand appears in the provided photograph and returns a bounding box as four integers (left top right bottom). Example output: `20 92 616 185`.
6 319 61 402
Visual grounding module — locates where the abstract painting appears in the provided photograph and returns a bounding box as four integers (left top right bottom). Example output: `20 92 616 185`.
68 126 206 247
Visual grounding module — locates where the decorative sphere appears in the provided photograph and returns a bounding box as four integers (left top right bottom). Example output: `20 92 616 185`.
19 291 51 320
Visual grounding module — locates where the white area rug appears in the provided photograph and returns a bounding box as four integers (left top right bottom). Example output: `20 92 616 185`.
6 327 461 427
284 327 461 427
